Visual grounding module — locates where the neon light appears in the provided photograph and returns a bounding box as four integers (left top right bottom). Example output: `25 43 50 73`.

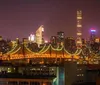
39 44 46 53
51 45 63 51
91 29 96 32
24 44 47 54
24 44 36 54
6 43 18 54
11 47 21 54
2 43 97 62
41 44 51 53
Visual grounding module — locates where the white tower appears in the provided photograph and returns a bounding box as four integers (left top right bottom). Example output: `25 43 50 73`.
35 25 44 46
76 10 82 46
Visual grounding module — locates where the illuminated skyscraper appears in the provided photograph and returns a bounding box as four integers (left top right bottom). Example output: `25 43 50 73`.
35 25 44 45
76 10 82 46
90 29 96 43
28 34 35 42
57 31 65 43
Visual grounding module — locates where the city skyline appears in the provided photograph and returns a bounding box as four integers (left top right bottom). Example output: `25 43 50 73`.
0 0 100 40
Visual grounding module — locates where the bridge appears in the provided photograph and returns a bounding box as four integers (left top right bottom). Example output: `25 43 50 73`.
0 40 99 65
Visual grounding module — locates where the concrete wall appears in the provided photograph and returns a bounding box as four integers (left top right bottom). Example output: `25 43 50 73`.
64 61 77 85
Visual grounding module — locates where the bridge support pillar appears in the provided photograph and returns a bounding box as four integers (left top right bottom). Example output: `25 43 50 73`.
64 61 77 85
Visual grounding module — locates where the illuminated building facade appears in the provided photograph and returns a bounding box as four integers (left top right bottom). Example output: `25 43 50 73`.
0 66 55 85
50 32 64 46
28 34 35 42
64 37 76 53
50 36 57 44
76 10 82 46
90 29 96 43
35 25 44 46
90 29 100 54
57 31 65 43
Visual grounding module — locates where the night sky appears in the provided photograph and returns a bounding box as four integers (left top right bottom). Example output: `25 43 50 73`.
0 0 100 40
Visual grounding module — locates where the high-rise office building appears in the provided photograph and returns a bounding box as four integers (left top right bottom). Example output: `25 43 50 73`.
76 10 82 46
35 25 44 46
90 29 96 43
64 37 76 53
57 31 64 43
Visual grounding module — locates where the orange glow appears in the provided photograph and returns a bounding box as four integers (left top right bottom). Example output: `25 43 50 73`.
0 53 81 60
43 83 47 85
0 50 89 65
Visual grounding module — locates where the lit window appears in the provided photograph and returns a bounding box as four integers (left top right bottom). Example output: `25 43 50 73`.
81 74 84 76
77 74 79 76
8 68 11 73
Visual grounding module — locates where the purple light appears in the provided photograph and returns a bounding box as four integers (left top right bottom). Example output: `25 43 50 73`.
91 29 96 32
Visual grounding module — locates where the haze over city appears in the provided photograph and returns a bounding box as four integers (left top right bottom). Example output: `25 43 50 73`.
0 0 100 40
